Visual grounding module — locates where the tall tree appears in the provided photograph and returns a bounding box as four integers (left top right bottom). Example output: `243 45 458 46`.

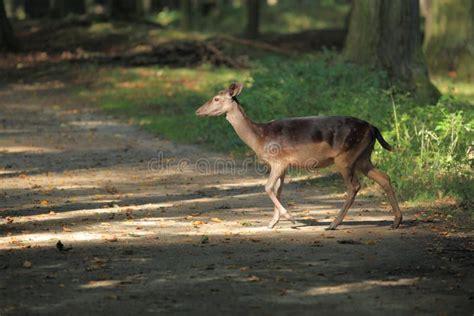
0 0 19 52
422 0 474 80
344 0 439 103
245 0 260 39
179 0 192 30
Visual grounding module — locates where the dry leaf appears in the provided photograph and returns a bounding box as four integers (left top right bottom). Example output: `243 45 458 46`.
245 275 261 282
211 217 222 223
40 200 49 206
105 235 118 242
104 185 118 194
23 260 32 268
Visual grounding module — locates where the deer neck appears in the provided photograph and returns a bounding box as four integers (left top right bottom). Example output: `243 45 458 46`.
226 103 262 153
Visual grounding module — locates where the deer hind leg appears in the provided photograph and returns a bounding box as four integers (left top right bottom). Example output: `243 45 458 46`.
265 166 294 229
358 159 403 228
326 164 361 230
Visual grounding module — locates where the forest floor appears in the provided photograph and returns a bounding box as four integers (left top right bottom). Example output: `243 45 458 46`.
0 79 473 315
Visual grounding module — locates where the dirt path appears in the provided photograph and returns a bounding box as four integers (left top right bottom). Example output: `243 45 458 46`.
0 86 472 315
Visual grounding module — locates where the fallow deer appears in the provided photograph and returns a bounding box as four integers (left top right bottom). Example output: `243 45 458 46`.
196 83 402 230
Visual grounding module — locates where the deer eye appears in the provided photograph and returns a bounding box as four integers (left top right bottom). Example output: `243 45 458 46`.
214 97 219 102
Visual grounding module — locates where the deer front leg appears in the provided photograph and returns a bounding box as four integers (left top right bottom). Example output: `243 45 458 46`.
265 166 294 229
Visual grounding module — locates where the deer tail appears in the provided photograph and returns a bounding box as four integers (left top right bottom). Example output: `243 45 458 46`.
373 126 393 151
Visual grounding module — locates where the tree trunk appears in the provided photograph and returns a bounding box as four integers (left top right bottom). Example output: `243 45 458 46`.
423 0 474 80
0 0 19 52
344 0 439 103
179 0 192 30
245 0 260 38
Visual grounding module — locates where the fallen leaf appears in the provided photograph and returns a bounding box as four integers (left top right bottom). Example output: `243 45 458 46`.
105 235 118 242
193 221 206 226
23 260 32 268
104 185 118 194
86 258 108 271
56 240 64 251
40 200 49 206
245 275 261 282
211 217 222 223
56 240 73 252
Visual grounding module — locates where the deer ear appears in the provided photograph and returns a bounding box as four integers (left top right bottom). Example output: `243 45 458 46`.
228 83 243 97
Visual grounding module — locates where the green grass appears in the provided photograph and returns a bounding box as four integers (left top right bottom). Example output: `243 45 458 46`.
80 65 249 143
79 54 473 209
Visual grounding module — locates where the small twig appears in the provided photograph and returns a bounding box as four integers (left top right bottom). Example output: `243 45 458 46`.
202 42 245 68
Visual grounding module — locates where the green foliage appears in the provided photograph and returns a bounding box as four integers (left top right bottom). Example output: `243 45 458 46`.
378 96 473 206
82 55 473 207
149 0 350 35
195 55 473 205
198 55 391 151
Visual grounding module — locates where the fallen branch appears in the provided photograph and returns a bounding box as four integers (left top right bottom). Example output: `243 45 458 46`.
216 35 296 55
201 41 245 68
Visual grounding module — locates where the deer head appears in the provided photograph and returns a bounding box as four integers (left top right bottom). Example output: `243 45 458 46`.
195 83 243 117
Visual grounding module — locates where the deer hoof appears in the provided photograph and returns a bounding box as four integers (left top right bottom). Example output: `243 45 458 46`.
325 224 337 231
282 213 296 224
267 221 278 229
390 216 402 229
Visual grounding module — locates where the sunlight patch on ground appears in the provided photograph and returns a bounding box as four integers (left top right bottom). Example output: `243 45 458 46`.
0 145 63 154
2 202 174 223
80 280 122 289
303 278 419 296
0 231 102 249
202 175 328 190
